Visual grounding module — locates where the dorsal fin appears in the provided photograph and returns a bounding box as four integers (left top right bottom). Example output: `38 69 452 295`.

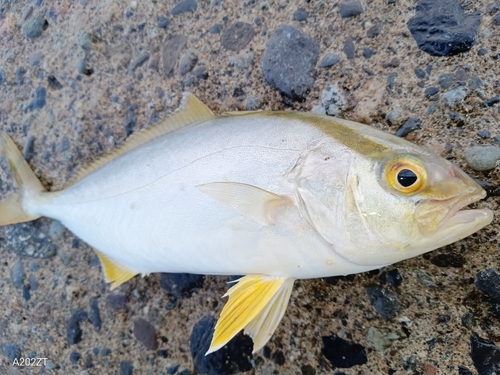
65 93 215 187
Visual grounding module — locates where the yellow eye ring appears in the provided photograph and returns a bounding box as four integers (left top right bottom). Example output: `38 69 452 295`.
384 157 427 194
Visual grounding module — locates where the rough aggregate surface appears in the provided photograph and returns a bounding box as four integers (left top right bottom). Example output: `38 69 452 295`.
1 0 500 374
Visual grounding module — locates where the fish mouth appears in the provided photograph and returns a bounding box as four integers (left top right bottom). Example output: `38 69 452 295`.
418 189 493 243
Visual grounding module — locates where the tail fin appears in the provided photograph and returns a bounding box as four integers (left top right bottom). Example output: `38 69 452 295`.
0 133 45 225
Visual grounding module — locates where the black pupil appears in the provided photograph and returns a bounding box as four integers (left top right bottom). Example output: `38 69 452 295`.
397 169 418 187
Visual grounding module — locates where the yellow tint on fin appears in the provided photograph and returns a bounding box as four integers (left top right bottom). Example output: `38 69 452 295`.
196 182 291 225
95 250 138 290
65 93 215 187
206 275 294 355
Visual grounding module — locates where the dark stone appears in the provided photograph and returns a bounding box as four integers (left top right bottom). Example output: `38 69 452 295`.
5 221 57 258
67 310 88 346
22 284 31 300
459 366 474 375
470 334 500 375
70 351 81 363
11 259 25 288
462 311 474 329
367 23 382 38
160 273 204 299
101 347 112 356
158 349 168 358
122 112 136 136
23 16 46 38
407 0 481 56
28 274 38 290
89 297 102 332
261 25 319 100
272 350 285 365
339 1 364 18
438 73 454 89
22 134 36 162
2 343 21 363
301 364 316 375
157 16 169 29
469 75 484 90
16 67 26 85
220 22 255 52
194 65 208 79
362 47 375 59
320 53 341 68
120 360 134 375
167 364 180 374
106 293 128 309
209 23 223 34
476 269 500 300
414 68 427 79
478 48 488 56
395 117 421 137
129 53 150 73
171 0 197 15
321 336 367 368
430 253 466 268
424 86 439 98
477 130 492 139
494 12 500 26
190 316 254 374
48 75 63 90
29 86 47 111
387 269 403 287
179 50 198 75
483 96 500 107
133 317 158 350
386 72 397 91
475 179 500 197
343 38 355 59
366 285 401 320
162 35 188 77
293 8 309 21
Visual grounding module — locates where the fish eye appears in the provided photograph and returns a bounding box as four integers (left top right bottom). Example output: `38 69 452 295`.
384 156 426 194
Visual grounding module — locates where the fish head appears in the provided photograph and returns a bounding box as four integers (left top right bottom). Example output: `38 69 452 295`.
293 129 493 268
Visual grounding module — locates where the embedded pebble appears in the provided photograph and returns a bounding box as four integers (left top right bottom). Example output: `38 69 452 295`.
438 73 454 89
221 22 255 52
469 75 484 90
120 361 134 375
209 23 223 34
362 47 376 59
477 130 491 139
424 87 439 99
312 83 347 116
70 351 81 363
89 297 102 332
33 302 51 324
343 38 356 59
407 0 481 56
79 32 92 51
22 16 46 38
430 253 466 268
246 97 263 110
22 134 36 161
339 1 364 18
470 335 500 375
133 317 158 350
67 310 88 346
261 25 319 100
29 87 47 111
292 8 309 21
416 269 435 286
382 269 403 287
162 35 188 77
320 53 341 68
465 146 500 171
157 16 169 29
16 67 26 85
366 285 401 320
160 273 204 299
321 335 367 368
106 293 128 309
483 96 500 107
179 50 198 75
475 269 500 300
128 53 150 73
11 259 25 288
190 316 253 374
442 87 467 107
171 0 197 15
395 117 421 137
29 51 45 67
386 110 403 126
367 326 403 351
2 343 21 363
49 220 65 239
228 51 254 69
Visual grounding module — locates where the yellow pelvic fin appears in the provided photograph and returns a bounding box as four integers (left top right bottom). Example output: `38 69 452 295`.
94 250 138 290
196 182 291 226
207 275 295 355
65 93 215 188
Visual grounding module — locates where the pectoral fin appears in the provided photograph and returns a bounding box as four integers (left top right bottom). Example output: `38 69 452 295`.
196 182 291 225
207 275 295 355
95 250 138 290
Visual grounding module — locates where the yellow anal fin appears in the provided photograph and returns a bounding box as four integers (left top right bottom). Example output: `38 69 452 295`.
207 275 294 355
196 182 291 226
94 250 138 290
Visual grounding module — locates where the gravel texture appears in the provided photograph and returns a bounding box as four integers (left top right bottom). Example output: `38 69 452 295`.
0 1 499 374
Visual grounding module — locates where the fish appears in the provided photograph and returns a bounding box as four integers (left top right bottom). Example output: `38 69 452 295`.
0 93 493 354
